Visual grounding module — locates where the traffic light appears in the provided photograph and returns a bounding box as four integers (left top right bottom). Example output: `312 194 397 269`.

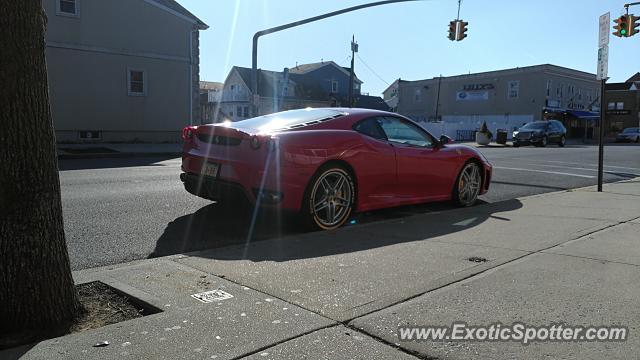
448 20 457 41
613 15 629 37
457 20 468 41
630 14 640 37
448 20 469 41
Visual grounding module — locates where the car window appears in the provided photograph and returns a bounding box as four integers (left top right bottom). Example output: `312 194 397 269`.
377 117 434 147
353 118 387 140
521 122 548 130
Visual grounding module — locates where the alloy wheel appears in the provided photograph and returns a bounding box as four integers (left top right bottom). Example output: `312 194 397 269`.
309 169 353 229
457 162 481 206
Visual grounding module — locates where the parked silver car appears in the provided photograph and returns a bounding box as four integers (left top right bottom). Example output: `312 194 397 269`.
616 128 640 143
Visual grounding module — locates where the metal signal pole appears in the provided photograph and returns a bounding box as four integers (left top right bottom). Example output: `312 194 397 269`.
251 0 424 116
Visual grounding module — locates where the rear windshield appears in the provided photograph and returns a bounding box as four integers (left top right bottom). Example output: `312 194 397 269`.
521 122 548 130
229 108 344 132
623 128 639 133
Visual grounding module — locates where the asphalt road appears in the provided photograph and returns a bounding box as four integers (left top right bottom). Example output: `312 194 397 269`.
59 143 640 270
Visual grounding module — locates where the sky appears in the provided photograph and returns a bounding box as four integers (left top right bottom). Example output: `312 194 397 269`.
178 0 639 96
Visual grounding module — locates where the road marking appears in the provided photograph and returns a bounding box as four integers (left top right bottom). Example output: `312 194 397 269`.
453 217 477 226
515 163 640 177
493 166 595 178
530 160 640 171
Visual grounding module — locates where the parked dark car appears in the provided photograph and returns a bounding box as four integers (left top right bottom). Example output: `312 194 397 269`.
512 120 566 147
615 127 640 143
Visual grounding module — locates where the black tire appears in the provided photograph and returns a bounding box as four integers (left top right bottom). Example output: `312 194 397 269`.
636 136 639 143
302 164 355 231
558 135 566 147
512 141 520 147
537 136 548 147
452 162 482 207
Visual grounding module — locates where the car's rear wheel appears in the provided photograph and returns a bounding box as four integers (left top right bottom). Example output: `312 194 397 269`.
558 135 566 147
303 165 355 230
453 162 482 207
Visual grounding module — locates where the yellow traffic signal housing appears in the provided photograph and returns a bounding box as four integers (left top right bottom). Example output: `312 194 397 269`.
448 20 457 41
613 15 629 37
457 21 468 41
630 14 640 37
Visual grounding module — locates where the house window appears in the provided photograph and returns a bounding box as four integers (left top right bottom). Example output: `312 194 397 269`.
608 102 615 110
331 80 339 93
230 85 235 91
243 106 249 118
616 102 624 110
236 106 242 118
546 80 552 96
414 88 421 102
507 80 520 99
128 69 146 96
57 0 79 16
578 88 582 101
283 86 288 96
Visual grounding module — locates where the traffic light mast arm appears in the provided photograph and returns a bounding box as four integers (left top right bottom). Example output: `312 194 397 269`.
250 0 425 115
624 2 640 10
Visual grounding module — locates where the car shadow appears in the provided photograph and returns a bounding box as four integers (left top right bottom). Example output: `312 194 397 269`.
149 199 523 261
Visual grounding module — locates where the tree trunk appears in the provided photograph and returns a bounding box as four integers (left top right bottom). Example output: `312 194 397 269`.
0 1 81 346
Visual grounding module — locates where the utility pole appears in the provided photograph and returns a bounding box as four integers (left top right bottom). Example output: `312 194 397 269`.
251 0 424 116
348 35 358 107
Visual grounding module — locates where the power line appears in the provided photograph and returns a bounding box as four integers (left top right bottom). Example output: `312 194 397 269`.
356 53 390 86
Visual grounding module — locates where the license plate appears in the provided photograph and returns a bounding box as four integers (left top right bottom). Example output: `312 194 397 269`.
203 162 219 178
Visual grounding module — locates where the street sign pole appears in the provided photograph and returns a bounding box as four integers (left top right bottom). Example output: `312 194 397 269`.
597 79 606 192
596 12 610 192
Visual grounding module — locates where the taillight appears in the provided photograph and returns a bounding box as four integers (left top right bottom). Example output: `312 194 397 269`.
182 126 197 141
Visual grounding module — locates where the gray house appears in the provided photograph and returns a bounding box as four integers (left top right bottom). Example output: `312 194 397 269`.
219 61 365 121
44 0 208 142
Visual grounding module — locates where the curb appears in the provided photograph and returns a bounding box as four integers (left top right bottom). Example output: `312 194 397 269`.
57 151 182 160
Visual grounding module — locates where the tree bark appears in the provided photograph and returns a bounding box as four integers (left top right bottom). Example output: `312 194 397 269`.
0 1 81 345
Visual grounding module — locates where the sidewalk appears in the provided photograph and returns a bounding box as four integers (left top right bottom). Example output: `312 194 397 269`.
3 179 640 359
57 143 182 160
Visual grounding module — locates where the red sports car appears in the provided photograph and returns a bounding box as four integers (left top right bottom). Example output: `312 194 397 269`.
180 108 492 230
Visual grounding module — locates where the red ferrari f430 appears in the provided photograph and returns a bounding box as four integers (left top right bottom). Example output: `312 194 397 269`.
181 108 492 230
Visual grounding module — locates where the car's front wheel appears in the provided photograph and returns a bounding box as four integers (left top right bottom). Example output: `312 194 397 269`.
453 162 482 207
303 165 355 230
536 136 548 147
558 135 566 147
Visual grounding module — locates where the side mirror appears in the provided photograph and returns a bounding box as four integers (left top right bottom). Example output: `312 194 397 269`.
439 135 453 146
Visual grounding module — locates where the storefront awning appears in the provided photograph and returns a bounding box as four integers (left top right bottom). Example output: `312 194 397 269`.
567 110 600 119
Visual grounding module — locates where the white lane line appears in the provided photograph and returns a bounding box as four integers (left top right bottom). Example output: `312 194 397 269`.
515 163 640 176
530 160 640 171
493 166 595 178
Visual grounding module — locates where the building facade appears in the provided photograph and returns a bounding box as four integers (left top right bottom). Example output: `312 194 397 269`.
383 64 600 140
605 73 640 134
199 81 226 124
44 0 207 142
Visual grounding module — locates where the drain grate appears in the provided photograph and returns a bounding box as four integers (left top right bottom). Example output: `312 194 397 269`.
467 256 488 263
